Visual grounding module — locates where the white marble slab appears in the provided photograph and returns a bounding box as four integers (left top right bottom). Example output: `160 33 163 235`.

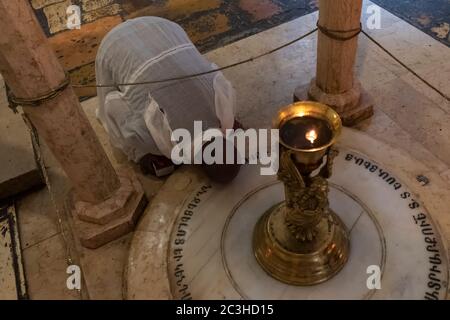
167 147 448 300
126 0 450 300
222 182 382 300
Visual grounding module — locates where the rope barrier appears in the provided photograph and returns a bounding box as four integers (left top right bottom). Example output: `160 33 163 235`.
361 29 450 102
7 72 71 113
316 22 362 41
66 25 448 103
71 28 319 88
6 24 448 104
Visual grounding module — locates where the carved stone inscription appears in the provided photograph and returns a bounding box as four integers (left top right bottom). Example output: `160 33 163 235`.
170 184 212 300
345 153 447 300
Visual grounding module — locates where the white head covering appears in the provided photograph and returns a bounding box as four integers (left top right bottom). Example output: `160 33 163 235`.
95 17 236 162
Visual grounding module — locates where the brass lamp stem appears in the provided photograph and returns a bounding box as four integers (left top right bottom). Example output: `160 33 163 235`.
280 148 337 242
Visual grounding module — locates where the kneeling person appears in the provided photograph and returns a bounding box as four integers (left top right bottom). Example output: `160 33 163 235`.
96 17 241 183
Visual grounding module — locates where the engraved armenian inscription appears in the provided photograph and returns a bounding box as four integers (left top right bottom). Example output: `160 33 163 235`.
345 153 447 300
168 149 448 299
170 185 212 300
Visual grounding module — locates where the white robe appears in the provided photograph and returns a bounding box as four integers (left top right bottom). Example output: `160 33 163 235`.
95 17 236 162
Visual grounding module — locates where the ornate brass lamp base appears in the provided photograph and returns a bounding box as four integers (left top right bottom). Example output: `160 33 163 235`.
253 202 350 286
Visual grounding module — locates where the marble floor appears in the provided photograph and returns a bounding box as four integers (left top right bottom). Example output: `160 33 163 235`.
31 0 449 99
126 0 450 299
371 0 450 46
2 0 450 299
32 0 318 98
134 138 449 299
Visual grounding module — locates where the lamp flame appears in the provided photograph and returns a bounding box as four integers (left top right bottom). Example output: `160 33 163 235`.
305 129 318 145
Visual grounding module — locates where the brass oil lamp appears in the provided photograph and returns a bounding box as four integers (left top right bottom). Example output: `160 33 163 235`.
253 101 350 285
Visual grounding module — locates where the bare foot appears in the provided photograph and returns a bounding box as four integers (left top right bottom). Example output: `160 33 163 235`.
139 154 175 177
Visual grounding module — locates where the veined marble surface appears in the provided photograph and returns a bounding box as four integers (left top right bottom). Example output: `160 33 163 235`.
166 148 446 300
3 0 449 300
125 0 450 299
126 128 450 300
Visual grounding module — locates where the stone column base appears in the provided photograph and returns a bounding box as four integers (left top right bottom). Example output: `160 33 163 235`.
71 167 147 249
294 79 374 126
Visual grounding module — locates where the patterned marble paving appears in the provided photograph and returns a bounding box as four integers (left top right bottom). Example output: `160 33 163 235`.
30 0 449 99
8 2 449 299
30 0 319 97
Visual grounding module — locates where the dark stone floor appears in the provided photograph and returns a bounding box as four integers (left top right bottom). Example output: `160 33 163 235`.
371 0 450 47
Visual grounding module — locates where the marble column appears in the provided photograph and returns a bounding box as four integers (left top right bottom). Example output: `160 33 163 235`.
295 0 373 126
0 0 146 248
